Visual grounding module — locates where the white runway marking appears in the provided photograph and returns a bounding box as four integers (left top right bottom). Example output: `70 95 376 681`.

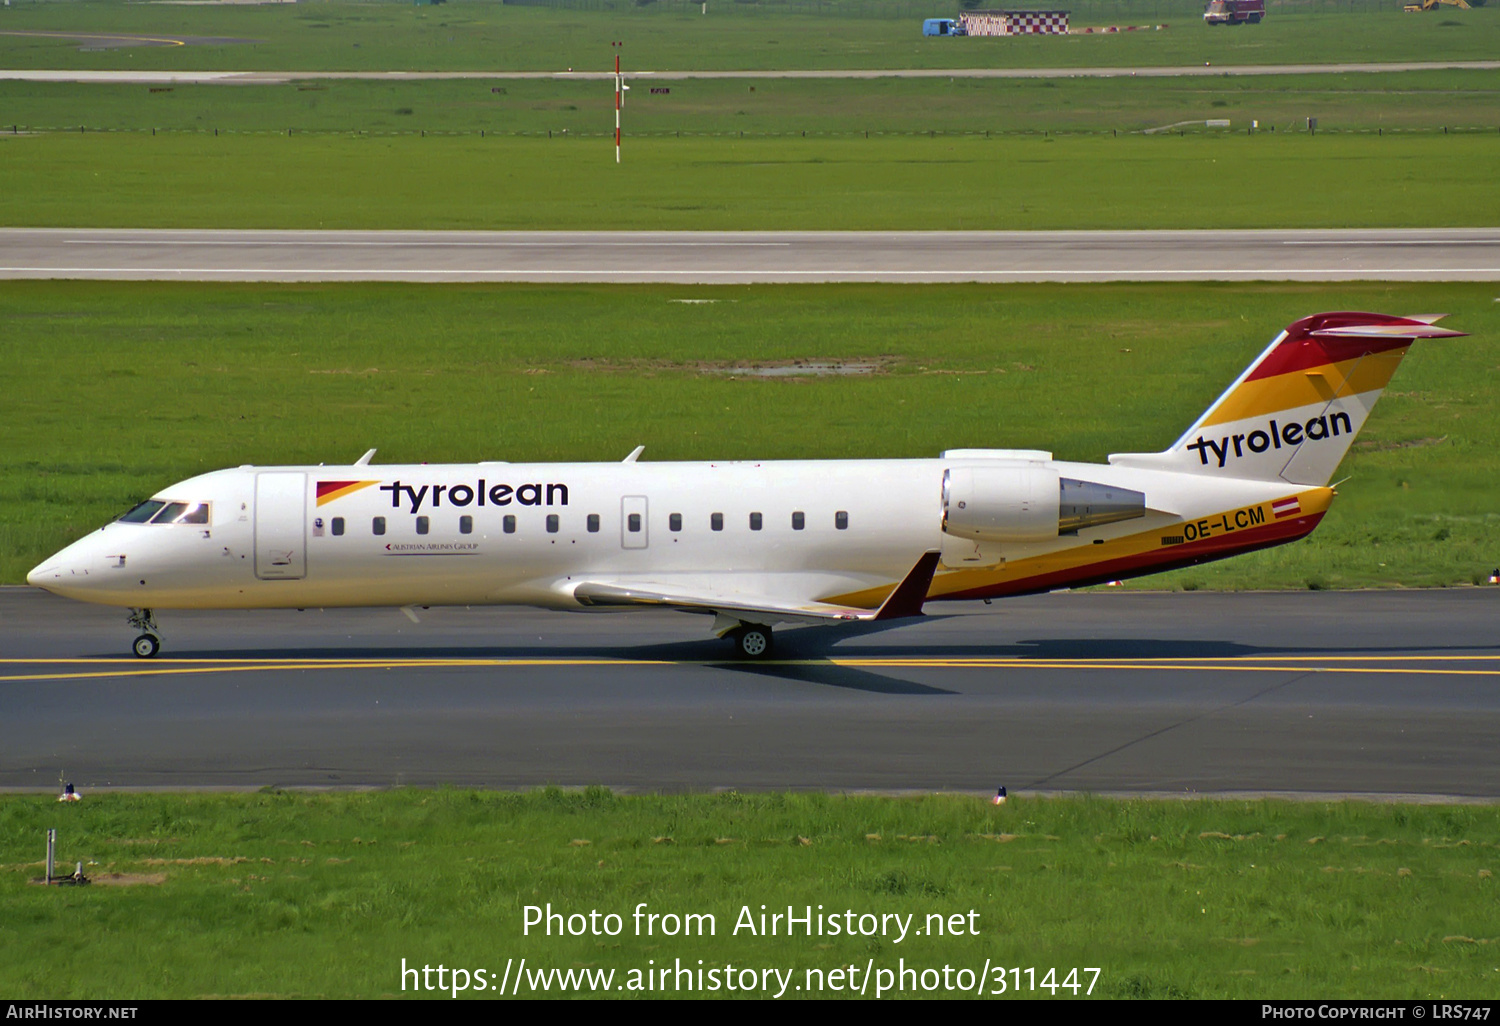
4 267 1498 278
6 229 1498 282
63 240 796 248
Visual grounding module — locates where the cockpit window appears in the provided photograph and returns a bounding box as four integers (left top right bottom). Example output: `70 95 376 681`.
117 499 212 525
118 500 165 524
150 502 190 524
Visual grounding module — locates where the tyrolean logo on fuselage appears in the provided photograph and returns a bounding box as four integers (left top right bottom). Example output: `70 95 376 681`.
377 479 569 514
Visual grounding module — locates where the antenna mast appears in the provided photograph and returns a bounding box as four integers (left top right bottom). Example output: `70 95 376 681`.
612 43 623 164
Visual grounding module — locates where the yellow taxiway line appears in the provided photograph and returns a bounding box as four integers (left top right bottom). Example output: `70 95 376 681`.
0 30 188 46
2 653 1499 683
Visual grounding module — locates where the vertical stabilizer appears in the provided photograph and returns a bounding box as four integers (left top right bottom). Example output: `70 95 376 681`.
1109 312 1463 486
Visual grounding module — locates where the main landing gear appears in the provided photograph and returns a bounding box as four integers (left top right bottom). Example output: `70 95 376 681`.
730 624 774 660
127 608 161 659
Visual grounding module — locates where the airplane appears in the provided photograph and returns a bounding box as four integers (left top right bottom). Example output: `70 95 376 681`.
28 311 1463 660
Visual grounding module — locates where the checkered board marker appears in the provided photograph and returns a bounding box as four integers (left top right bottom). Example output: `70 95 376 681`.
959 10 1070 36
1007 10 1069 33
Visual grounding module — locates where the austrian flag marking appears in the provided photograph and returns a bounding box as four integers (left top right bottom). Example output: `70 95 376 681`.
1272 497 1302 519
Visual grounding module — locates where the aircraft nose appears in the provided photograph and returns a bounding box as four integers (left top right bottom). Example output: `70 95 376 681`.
27 554 72 590
26 534 112 596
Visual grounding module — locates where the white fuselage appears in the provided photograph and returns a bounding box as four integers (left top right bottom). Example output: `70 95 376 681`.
28 454 1317 614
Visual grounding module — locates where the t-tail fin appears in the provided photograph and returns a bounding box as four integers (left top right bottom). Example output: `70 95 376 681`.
1109 312 1464 486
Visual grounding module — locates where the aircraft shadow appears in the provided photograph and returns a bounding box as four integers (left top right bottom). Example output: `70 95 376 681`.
163 630 1497 665
705 660 955 696
152 620 1496 698
777 628 1500 661
160 637 952 695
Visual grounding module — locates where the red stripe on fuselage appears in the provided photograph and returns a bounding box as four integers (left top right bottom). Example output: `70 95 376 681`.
935 511 1325 602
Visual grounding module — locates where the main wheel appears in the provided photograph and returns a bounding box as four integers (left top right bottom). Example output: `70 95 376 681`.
132 633 160 659
733 626 773 660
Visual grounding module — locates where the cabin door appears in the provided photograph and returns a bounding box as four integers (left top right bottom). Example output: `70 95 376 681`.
254 472 307 580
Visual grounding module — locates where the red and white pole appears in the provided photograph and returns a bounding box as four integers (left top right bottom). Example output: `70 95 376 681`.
614 53 621 164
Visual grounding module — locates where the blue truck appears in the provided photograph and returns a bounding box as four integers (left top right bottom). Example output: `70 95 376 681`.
922 17 965 35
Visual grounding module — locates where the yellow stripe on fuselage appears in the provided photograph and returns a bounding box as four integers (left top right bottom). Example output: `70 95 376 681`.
823 488 1334 609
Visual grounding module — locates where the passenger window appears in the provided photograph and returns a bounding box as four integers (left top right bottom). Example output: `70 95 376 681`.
373 517 386 536
503 515 516 534
459 515 473 535
332 517 345 537
178 503 210 525
835 511 849 530
119 500 165 524
711 513 724 531
587 514 600 533
669 513 682 532
792 511 805 530
749 512 762 531
150 502 189 524
628 513 642 533
416 516 430 535
546 514 560 533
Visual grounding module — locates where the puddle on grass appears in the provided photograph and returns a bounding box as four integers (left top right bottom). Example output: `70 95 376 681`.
568 357 898 377
708 360 887 378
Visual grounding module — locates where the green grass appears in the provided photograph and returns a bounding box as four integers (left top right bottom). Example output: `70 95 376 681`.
4 790 1500 999
2 280 1496 589
0 1 1496 72
5 70 1498 135
2 132 1496 230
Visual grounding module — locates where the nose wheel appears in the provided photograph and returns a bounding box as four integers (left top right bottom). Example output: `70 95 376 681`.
731 625 774 660
126 608 162 658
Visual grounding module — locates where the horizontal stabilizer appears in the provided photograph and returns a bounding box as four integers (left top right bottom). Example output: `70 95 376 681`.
1312 323 1465 341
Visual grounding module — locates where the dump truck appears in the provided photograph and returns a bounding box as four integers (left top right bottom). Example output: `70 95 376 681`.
1203 0 1265 24
1403 0 1470 11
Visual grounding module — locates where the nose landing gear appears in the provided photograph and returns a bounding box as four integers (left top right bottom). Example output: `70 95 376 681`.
126 608 161 659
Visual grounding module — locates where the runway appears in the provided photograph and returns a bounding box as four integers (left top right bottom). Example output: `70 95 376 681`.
4 228 1499 283
3 587 1498 797
4 61 1498 84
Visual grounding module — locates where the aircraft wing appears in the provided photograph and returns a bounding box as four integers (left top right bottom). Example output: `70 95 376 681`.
572 550 941 628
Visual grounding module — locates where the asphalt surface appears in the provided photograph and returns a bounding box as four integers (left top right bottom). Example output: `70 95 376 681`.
5 228 1499 283
3 587 1498 797
3 61 1498 84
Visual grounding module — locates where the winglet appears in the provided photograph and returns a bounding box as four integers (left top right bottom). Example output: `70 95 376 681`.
623 445 645 463
872 550 941 621
354 448 377 467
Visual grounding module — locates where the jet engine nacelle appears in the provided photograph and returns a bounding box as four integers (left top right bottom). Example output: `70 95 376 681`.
942 465 1145 543
943 464 1058 542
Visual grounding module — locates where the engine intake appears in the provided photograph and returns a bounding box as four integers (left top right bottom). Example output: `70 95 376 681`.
942 466 1144 542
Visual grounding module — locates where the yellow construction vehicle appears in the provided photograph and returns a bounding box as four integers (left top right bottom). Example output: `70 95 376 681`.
1403 0 1470 11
